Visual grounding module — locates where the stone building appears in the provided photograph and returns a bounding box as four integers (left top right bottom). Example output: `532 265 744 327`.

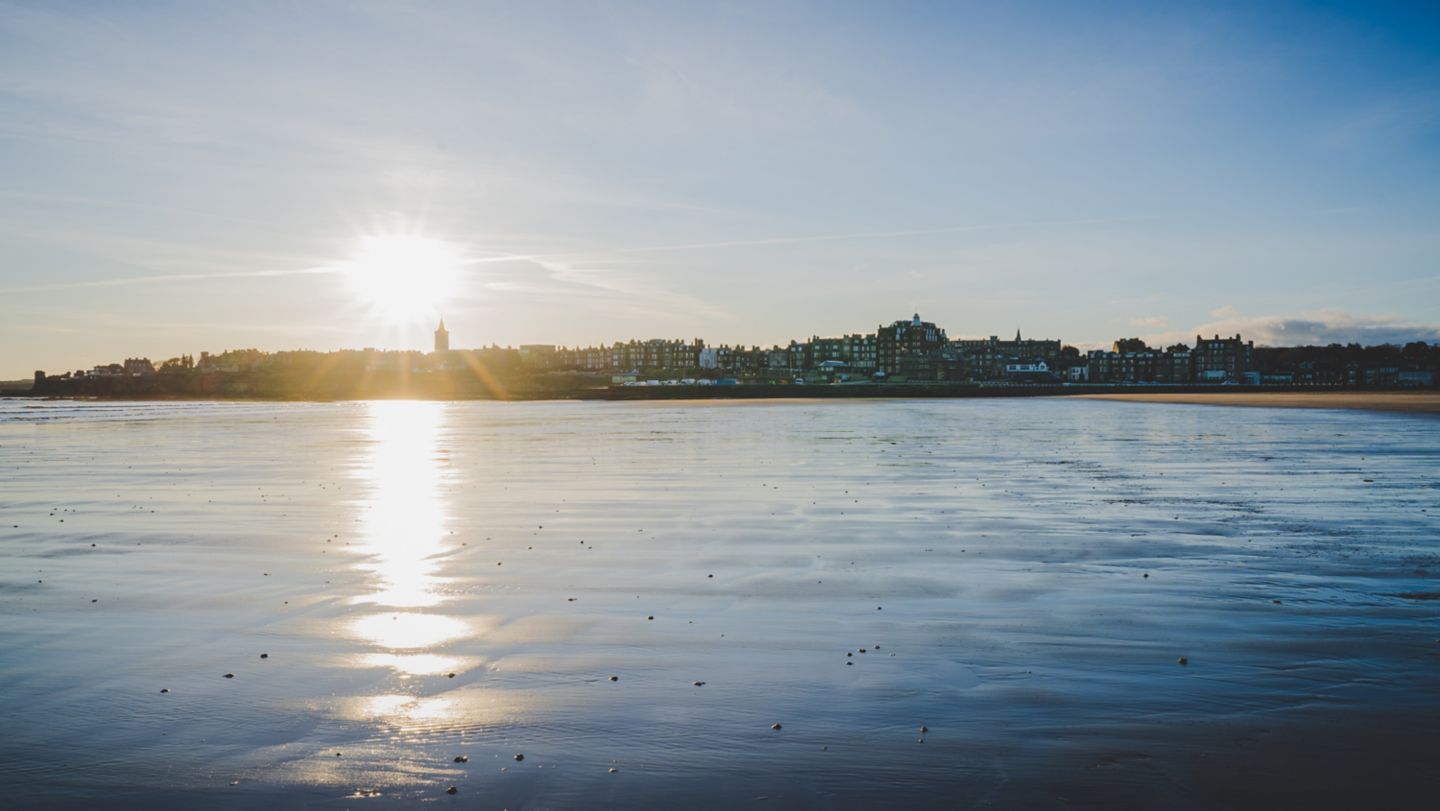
876 314 947 376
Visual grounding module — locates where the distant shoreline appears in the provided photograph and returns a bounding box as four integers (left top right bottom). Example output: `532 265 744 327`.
1072 391 1440 414
5 385 1438 414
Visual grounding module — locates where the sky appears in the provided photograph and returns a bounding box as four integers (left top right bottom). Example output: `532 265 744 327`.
2 0 1439 378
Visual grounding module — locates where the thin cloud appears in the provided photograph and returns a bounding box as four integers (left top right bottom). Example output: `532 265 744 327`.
1148 308 1440 347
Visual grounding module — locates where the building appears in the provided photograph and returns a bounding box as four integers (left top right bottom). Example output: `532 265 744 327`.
1192 334 1254 382
876 314 947 376
793 333 877 373
434 320 450 353
949 330 1063 381
123 357 155 376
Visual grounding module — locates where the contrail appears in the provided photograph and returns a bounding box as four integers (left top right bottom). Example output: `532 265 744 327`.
0 265 340 294
2 214 1155 292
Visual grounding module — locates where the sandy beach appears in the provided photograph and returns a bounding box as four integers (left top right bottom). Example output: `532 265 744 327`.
2 398 1438 808
1074 390 1440 414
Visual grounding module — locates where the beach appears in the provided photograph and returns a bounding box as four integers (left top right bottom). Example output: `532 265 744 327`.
1075 390 1440 414
1 398 1438 808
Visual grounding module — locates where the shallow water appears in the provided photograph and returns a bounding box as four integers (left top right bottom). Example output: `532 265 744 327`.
1 398 1438 808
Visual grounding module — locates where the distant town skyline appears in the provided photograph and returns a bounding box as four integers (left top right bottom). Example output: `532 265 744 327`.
4 1 1440 379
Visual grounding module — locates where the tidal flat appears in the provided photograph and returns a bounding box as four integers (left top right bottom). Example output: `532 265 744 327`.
1 398 1438 809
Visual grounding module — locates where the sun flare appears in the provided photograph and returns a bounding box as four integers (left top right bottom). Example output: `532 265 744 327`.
344 234 462 323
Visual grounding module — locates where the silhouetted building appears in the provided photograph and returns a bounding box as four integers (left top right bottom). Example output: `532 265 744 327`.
434 320 450 353
877 314 947 376
949 329 1062 380
1193 334 1253 382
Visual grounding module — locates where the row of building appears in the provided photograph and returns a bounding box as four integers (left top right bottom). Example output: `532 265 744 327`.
41 313 1434 389
491 314 1257 384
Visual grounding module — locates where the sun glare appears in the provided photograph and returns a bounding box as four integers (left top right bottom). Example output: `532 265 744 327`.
345 234 461 323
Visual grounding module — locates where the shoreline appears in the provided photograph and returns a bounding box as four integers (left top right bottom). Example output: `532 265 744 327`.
6 385 1439 414
1072 391 1440 415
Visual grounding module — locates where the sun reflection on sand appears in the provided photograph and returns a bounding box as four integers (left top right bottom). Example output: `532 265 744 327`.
349 401 473 659
351 401 451 609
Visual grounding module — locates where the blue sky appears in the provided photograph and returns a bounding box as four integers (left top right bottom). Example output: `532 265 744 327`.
2 0 1438 377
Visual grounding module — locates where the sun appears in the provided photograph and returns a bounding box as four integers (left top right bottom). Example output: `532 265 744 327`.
344 234 462 323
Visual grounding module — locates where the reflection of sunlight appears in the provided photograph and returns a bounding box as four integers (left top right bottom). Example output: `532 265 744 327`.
356 652 471 676
354 401 450 609
339 690 540 737
351 612 470 650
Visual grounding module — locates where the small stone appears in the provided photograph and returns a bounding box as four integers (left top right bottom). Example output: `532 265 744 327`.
454 755 468 763
446 786 458 795
771 723 783 730
1177 656 1188 666
514 753 524 761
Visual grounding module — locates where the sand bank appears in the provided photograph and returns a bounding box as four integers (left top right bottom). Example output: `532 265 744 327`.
1074 390 1440 414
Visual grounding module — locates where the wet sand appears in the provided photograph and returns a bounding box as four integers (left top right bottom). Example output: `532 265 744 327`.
1 399 1438 808
1075 390 1440 414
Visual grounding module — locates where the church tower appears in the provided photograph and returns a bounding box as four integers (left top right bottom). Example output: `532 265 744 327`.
434 319 450 353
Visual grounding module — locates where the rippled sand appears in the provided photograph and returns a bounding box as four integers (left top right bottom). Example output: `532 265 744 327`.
1 399 1438 808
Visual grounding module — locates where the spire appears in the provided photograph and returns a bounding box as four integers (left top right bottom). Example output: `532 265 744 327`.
437 318 447 332
1015 328 1021 342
